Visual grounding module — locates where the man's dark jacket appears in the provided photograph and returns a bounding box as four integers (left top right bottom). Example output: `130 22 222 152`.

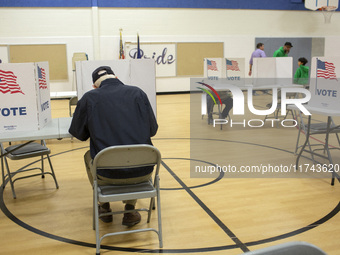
69 78 158 178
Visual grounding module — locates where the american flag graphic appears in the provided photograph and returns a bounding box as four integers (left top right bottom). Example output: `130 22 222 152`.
38 66 48 89
0 70 25 95
317 59 337 81
207 59 218 71
226 59 240 71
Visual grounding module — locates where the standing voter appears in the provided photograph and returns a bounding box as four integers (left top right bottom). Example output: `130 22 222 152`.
273 42 293 57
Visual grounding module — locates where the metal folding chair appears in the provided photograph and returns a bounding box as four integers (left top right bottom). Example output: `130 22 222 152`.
295 115 340 185
91 144 163 255
0 140 58 199
242 241 326 255
69 96 78 117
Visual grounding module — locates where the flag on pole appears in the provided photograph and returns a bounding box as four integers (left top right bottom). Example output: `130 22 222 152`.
207 59 218 71
317 59 337 81
119 29 125 59
137 33 141 59
0 69 25 95
226 59 240 71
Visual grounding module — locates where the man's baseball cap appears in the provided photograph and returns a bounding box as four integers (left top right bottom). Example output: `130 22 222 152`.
284 42 293 47
92 66 115 84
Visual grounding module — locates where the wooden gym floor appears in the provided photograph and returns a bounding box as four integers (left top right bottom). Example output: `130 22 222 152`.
0 93 339 255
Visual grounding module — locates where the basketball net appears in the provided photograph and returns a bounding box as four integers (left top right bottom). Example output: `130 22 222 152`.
321 6 337 23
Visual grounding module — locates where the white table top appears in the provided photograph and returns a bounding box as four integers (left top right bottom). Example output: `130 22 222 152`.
0 117 72 143
50 91 77 99
288 104 340 117
212 83 302 90
58 117 73 138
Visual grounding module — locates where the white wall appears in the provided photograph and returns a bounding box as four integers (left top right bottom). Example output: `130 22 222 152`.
0 7 339 93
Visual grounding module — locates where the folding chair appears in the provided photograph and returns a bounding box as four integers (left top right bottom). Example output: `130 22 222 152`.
91 144 163 255
1 140 58 199
295 115 340 185
264 91 296 127
202 93 230 130
295 116 340 156
242 241 326 255
69 96 78 117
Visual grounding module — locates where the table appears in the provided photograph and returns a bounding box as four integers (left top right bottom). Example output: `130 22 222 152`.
50 91 77 99
0 117 72 158
289 105 340 185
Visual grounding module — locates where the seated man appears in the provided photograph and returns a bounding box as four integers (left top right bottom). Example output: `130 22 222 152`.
207 91 233 125
69 66 158 226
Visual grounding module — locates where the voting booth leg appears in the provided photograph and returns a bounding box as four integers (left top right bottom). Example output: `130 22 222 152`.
46 155 59 189
294 110 317 164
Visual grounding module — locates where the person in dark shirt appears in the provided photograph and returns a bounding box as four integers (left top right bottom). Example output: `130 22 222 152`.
207 91 233 125
69 66 158 226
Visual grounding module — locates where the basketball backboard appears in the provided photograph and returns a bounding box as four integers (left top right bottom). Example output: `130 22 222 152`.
305 0 339 11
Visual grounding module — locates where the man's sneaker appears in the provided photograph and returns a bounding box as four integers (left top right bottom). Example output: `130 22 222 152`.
98 203 113 223
122 204 141 227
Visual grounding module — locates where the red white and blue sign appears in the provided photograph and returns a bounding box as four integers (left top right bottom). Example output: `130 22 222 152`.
309 57 340 110
0 62 51 132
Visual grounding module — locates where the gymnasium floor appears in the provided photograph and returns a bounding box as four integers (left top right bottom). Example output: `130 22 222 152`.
1 93 339 255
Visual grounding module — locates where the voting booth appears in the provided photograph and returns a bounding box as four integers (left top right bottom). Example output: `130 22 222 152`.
0 62 51 132
75 59 157 116
204 58 224 78
252 57 293 86
200 58 245 117
309 57 340 110
225 58 245 86
203 58 245 85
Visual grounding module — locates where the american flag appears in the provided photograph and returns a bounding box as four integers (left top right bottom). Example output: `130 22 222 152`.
119 29 125 59
207 59 218 71
317 59 337 81
38 66 47 89
0 69 25 95
226 59 240 71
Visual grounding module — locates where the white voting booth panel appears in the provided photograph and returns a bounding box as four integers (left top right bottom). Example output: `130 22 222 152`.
252 57 293 86
204 58 245 84
201 58 245 116
309 57 340 110
35 62 52 128
75 59 157 117
0 62 51 132
225 58 245 86
204 58 224 78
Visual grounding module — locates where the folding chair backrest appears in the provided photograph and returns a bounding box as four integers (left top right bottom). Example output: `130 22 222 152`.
69 96 78 117
242 241 326 255
91 144 161 178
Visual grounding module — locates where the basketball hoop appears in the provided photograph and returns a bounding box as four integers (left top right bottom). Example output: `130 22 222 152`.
321 6 337 23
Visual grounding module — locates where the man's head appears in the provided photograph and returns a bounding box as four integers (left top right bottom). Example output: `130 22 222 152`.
256 43 264 50
92 66 116 88
283 42 293 54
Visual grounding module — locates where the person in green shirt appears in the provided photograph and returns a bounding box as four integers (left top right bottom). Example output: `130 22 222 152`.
273 42 293 57
294 57 309 86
